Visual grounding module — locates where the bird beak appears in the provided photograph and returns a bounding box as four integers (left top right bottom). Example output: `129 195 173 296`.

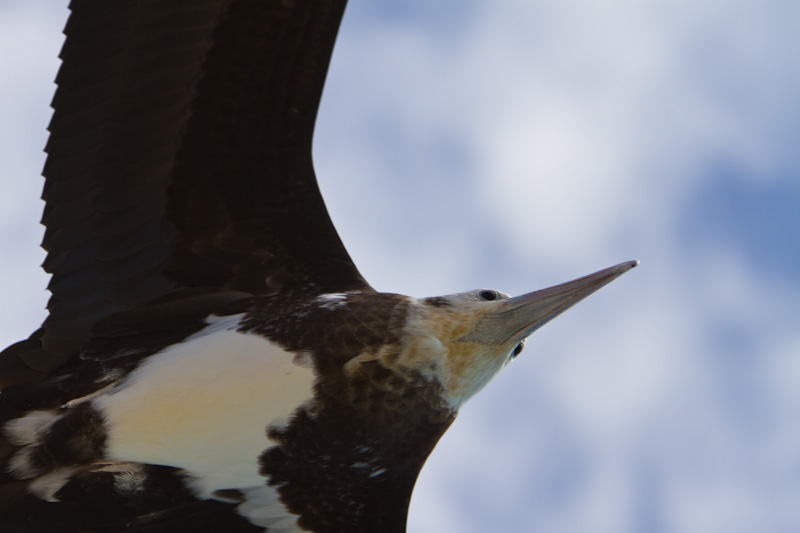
462 260 638 346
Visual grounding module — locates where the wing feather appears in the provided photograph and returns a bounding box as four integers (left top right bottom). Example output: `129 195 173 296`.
2 0 366 368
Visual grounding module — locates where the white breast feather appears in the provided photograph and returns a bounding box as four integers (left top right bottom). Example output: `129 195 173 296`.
92 314 316 530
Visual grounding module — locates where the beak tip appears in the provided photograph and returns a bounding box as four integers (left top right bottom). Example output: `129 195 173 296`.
608 259 639 279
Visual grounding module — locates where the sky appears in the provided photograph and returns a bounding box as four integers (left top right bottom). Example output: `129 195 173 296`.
1 1 799 532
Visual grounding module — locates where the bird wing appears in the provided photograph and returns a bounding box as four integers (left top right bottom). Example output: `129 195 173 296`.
0 1 380 530
0 0 368 387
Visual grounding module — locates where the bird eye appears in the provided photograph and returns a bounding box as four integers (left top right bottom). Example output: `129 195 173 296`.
478 290 498 301
511 342 524 358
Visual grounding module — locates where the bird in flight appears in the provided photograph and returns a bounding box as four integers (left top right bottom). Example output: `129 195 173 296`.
0 1 637 532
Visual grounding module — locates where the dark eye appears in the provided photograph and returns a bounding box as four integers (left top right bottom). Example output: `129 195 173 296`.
478 290 498 301
511 342 524 358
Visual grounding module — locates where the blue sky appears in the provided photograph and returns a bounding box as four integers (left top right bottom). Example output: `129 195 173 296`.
1 1 799 532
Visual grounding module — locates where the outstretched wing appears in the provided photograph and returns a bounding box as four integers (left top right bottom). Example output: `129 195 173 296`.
1 1 376 530
0 0 368 386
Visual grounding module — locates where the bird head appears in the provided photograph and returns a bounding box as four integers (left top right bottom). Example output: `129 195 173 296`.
395 261 638 409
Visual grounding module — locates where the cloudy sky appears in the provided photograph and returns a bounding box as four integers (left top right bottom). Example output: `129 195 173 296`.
1 1 799 532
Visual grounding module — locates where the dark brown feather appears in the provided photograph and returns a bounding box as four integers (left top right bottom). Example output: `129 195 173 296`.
4 0 369 369
0 2 436 531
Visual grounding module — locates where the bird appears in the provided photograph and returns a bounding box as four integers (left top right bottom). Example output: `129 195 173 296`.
0 1 637 532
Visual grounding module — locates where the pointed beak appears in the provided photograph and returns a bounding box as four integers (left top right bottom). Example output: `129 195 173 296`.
463 260 638 346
